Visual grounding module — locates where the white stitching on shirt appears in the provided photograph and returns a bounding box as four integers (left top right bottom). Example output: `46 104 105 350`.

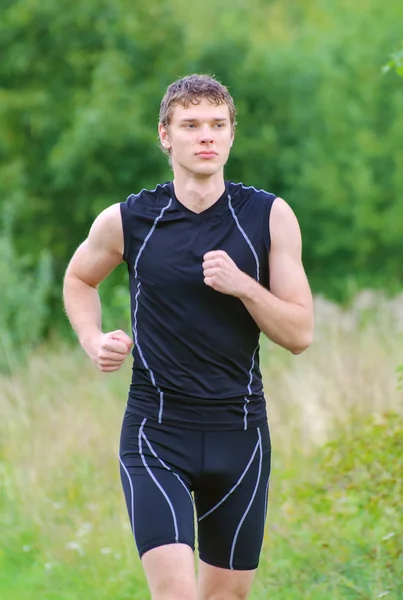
132 198 173 423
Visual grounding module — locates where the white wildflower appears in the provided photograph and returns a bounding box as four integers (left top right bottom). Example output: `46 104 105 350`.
76 522 93 538
66 541 84 555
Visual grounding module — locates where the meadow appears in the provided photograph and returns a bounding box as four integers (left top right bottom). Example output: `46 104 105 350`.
0 292 402 600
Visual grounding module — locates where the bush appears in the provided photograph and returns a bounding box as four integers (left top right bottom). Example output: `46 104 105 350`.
260 412 403 599
0 220 52 372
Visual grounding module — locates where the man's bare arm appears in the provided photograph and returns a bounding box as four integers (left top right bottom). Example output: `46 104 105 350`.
203 198 314 354
63 203 133 370
239 198 314 354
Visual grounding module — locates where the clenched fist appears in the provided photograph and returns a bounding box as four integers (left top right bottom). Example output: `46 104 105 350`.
85 329 133 372
202 250 252 298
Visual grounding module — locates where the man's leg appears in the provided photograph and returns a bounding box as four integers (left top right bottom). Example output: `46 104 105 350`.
119 413 198 599
142 544 198 600
195 425 271 600
198 561 255 600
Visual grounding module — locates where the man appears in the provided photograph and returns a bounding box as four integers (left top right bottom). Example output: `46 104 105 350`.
63 74 314 600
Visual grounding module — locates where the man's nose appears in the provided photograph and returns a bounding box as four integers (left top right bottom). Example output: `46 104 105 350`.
199 125 214 143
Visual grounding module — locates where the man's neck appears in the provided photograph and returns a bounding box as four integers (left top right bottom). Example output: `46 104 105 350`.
172 170 226 214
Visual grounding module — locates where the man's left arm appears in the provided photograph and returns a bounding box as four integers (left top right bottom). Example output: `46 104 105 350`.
203 197 314 354
241 197 314 353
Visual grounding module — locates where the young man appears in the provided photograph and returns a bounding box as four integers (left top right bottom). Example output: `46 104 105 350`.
63 74 314 600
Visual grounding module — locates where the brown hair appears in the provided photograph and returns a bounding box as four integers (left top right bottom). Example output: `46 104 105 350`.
159 74 237 130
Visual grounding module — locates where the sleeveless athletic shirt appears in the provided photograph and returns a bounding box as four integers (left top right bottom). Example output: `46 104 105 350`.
120 181 277 431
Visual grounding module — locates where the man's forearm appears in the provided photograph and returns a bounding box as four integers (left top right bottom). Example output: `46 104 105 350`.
63 275 103 350
239 278 313 354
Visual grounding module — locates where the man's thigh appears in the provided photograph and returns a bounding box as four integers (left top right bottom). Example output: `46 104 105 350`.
119 412 196 558
142 544 198 600
195 423 271 571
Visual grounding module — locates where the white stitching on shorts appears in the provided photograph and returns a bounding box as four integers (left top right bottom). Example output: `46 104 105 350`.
119 456 135 535
229 428 263 570
198 436 260 522
138 419 179 542
141 430 193 505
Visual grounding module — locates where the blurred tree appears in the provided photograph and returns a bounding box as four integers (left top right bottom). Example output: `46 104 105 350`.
0 0 183 331
383 42 403 77
0 209 51 371
0 0 402 338
186 0 403 299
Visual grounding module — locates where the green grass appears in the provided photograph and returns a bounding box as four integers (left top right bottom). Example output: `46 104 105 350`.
258 413 403 599
0 295 402 599
1 413 402 599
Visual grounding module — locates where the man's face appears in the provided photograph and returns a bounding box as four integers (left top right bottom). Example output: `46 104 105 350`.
159 98 234 177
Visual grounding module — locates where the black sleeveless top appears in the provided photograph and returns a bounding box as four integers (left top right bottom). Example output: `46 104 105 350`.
120 181 277 430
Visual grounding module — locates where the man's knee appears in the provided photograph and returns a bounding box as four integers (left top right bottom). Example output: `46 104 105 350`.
149 578 197 600
198 560 255 600
152 590 196 600
203 593 249 600
142 543 198 600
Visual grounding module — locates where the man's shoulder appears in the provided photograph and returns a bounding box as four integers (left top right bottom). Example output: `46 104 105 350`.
227 181 277 204
124 182 172 209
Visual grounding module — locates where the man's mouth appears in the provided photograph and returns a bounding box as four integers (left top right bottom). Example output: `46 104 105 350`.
196 151 218 159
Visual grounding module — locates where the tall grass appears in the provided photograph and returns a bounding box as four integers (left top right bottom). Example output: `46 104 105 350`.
264 292 403 457
0 293 402 599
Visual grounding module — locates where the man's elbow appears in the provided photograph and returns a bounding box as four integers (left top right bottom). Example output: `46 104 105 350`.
289 331 314 355
63 270 98 293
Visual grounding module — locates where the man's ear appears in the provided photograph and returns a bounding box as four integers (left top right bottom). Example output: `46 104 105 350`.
159 123 171 150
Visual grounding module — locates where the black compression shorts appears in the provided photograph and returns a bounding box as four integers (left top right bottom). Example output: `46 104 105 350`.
119 410 271 571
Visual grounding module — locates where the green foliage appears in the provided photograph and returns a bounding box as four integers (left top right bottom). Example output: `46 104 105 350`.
0 0 402 335
193 3 403 300
260 412 403 599
308 413 402 524
384 43 403 77
0 0 182 326
0 217 52 372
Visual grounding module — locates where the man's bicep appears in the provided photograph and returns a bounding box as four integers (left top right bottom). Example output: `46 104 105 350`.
66 240 123 288
65 204 124 288
269 252 312 308
268 197 313 308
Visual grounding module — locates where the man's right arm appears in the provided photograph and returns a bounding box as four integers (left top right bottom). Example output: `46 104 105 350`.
63 203 133 371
